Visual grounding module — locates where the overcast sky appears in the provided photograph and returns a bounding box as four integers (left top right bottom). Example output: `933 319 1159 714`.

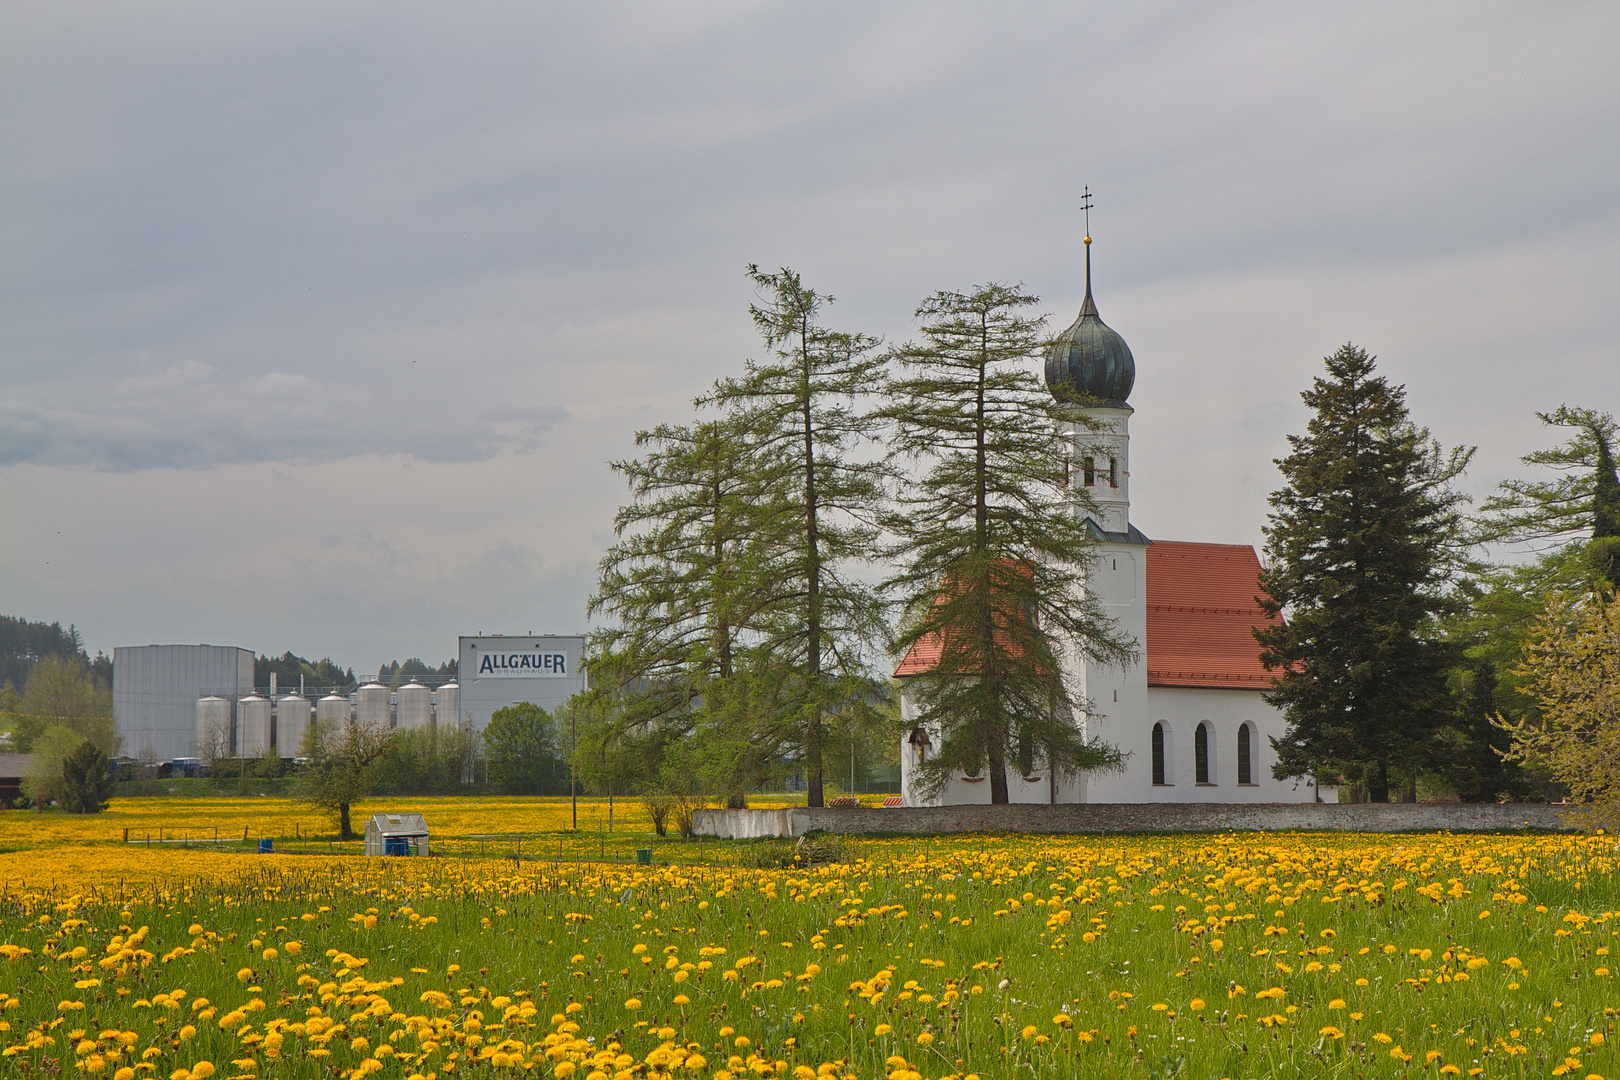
2 2 1616 676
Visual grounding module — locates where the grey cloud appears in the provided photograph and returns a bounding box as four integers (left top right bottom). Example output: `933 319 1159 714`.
0 361 564 470
0 2 1615 666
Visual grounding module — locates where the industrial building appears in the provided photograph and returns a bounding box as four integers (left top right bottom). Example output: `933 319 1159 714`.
113 645 254 763
114 634 582 764
457 634 587 732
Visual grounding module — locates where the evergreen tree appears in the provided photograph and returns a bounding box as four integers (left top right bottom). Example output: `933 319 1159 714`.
700 267 890 807
59 740 116 814
1476 405 1620 590
0 615 88 693
881 284 1133 803
1257 344 1472 802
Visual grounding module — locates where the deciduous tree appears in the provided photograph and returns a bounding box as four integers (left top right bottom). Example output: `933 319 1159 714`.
21 725 86 808
297 715 394 839
13 655 116 756
484 702 563 795
1498 594 1620 826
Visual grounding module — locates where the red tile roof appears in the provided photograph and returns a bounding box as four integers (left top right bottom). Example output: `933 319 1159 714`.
1146 540 1279 690
892 560 1036 678
893 634 942 678
892 540 1281 691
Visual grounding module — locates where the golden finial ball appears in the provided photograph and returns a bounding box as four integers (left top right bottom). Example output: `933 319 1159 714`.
1084 235 1092 245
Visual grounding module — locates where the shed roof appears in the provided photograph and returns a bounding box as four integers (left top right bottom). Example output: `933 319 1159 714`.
0 753 39 779
1145 540 1279 690
365 813 429 836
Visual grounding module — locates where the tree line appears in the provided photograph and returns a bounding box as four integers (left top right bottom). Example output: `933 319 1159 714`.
574 269 1140 809
1257 348 1616 808
571 270 1618 813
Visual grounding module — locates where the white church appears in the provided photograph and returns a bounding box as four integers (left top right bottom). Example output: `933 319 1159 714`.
896 237 1327 806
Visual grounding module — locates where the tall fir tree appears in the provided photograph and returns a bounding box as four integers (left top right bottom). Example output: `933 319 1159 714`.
700 266 890 807
881 284 1133 804
1257 344 1472 802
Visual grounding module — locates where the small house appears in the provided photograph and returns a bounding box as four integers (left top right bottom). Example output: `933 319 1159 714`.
363 812 430 856
0 754 39 808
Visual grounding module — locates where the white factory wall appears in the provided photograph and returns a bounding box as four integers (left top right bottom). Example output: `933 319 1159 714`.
457 635 586 733
113 644 254 762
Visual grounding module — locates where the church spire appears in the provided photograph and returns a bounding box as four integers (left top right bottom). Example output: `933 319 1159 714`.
1043 186 1135 407
1079 185 1098 317
1080 233 1098 317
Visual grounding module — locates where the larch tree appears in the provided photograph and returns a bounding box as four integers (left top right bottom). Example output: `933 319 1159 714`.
700 266 890 807
1257 343 1472 803
1438 406 1620 802
585 415 791 806
1476 405 1620 590
881 283 1133 804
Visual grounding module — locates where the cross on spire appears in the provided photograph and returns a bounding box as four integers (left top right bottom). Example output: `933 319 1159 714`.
1079 186 1097 316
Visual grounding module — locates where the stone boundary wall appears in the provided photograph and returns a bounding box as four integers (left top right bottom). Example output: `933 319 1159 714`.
692 802 1576 839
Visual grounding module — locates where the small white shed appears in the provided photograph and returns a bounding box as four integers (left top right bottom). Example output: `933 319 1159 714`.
363 813 430 856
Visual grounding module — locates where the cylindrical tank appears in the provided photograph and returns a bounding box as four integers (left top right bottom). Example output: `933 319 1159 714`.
195 696 232 758
397 682 432 730
276 695 311 756
238 695 272 758
316 693 351 728
356 683 391 729
434 682 460 728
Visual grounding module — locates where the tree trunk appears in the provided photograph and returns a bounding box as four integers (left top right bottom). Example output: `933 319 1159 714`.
988 742 1010 805
803 364 824 808
339 801 352 840
1368 759 1390 804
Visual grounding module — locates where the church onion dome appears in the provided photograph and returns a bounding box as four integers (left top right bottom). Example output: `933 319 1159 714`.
1045 237 1135 408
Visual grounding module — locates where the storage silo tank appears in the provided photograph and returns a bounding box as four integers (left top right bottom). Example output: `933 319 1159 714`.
397 682 432 730
356 682 391 728
434 682 460 727
195 696 233 758
276 695 311 756
238 694 273 758
316 693 351 728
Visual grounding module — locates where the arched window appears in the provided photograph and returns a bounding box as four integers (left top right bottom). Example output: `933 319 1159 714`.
1237 724 1253 785
1195 722 1211 784
1083 458 1095 486
1151 723 1166 786
1109 456 1118 488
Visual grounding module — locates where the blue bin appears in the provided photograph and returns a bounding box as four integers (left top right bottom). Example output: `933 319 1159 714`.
258 838 273 854
384 837 409 857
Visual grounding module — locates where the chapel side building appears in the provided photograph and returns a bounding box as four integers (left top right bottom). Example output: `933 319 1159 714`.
896 236 1323 806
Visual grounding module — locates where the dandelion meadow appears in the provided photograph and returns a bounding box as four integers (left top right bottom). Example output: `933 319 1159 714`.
1 810 1617 1080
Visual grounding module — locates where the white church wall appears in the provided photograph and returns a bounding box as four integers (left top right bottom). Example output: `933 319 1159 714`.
898 687 1087 807
1083 685 1320 803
